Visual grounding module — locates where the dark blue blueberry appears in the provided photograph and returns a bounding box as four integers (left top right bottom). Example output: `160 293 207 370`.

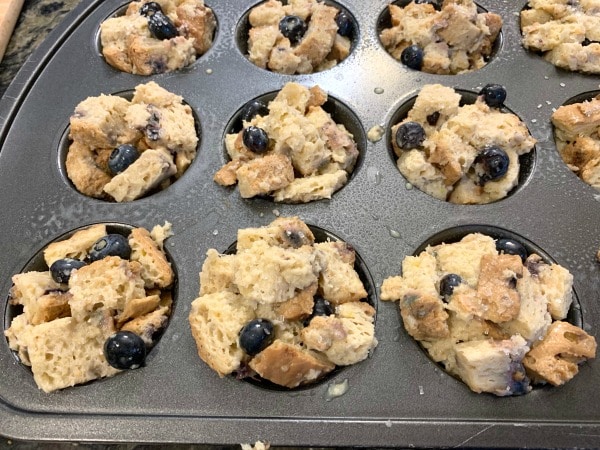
88 234 131 262
414 0 442 10
479 84 507 108
426 111 440 126
49 258 87 284
304 296 334 326
313 296 334 317
242 126 269 153
279 15 307 45
473 145 509 184
104 331 146 370
439 274 462 302
140 1 162 16
240 100 269 123
239 319 275 356
108 144 140 174
335 11 353 37
284 229 305 248
395 121 426 149
496 238 528 262
148 11 179 40
400 44 424 70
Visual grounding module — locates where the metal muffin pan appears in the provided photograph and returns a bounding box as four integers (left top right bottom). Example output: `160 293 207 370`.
0 0 599 447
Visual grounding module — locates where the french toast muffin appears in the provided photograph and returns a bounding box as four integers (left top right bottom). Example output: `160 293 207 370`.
215 82 360 203
66 81 198 202
381 233 597 396
188 217 377 388
379 0 502 74
521 0 600 74
4 223 175 392
100 0 216 75
245 0 353 75
551 94 600 191
390 83 536 204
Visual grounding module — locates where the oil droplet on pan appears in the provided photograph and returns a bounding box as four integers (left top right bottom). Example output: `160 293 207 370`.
367 166 381 185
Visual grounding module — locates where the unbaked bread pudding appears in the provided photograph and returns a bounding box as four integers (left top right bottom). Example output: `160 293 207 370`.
390 83 535 204
215 82 360 203
66 81 198 202
100 0 216 75
4 223 174 392
381 232 596 396
188 217 377 388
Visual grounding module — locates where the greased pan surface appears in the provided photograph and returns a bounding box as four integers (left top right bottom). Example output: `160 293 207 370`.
1 0 599 447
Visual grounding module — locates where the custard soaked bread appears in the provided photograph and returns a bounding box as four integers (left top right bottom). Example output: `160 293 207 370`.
390 84 536 204
215 83 359 203
246 0 353 74
101 0 216 75
379 0 502 74
188 217 377 388
521 0 600 74
4 223 174 392
381 233 596 396
66 82 198 202
551 95 600 191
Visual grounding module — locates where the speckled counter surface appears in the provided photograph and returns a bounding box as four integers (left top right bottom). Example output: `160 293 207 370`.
0 0 81 98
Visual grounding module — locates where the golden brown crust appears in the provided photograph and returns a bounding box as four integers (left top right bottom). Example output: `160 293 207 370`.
477 254 523 323
400 292 450 341
248 340 335 388
523 321 597 386
274 283 317 320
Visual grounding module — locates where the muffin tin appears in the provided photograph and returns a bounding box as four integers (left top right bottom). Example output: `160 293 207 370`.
1 0 599 447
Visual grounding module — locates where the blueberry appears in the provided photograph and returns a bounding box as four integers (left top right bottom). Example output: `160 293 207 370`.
439 273 462 302
400 44 424 70
335 11 353 37
473 145 509 184
426 111 440 126
239 319 275 356
395 121 426 149
414 0 442 10
49 258 87 284
140 1 162 16
283 229 305 248
104 331 146 370
279 15 307 45
479 84 507 108
148 11 178 40
313 296 334 317
242 126 269 153
108 144 140 175
496 238 528 262
88 234 131 262
240 100 269 123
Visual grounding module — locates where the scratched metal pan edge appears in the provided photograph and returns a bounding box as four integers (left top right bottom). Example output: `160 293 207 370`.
0 0 599 447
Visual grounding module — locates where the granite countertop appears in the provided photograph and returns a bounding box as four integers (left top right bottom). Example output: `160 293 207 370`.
0 0 81 98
